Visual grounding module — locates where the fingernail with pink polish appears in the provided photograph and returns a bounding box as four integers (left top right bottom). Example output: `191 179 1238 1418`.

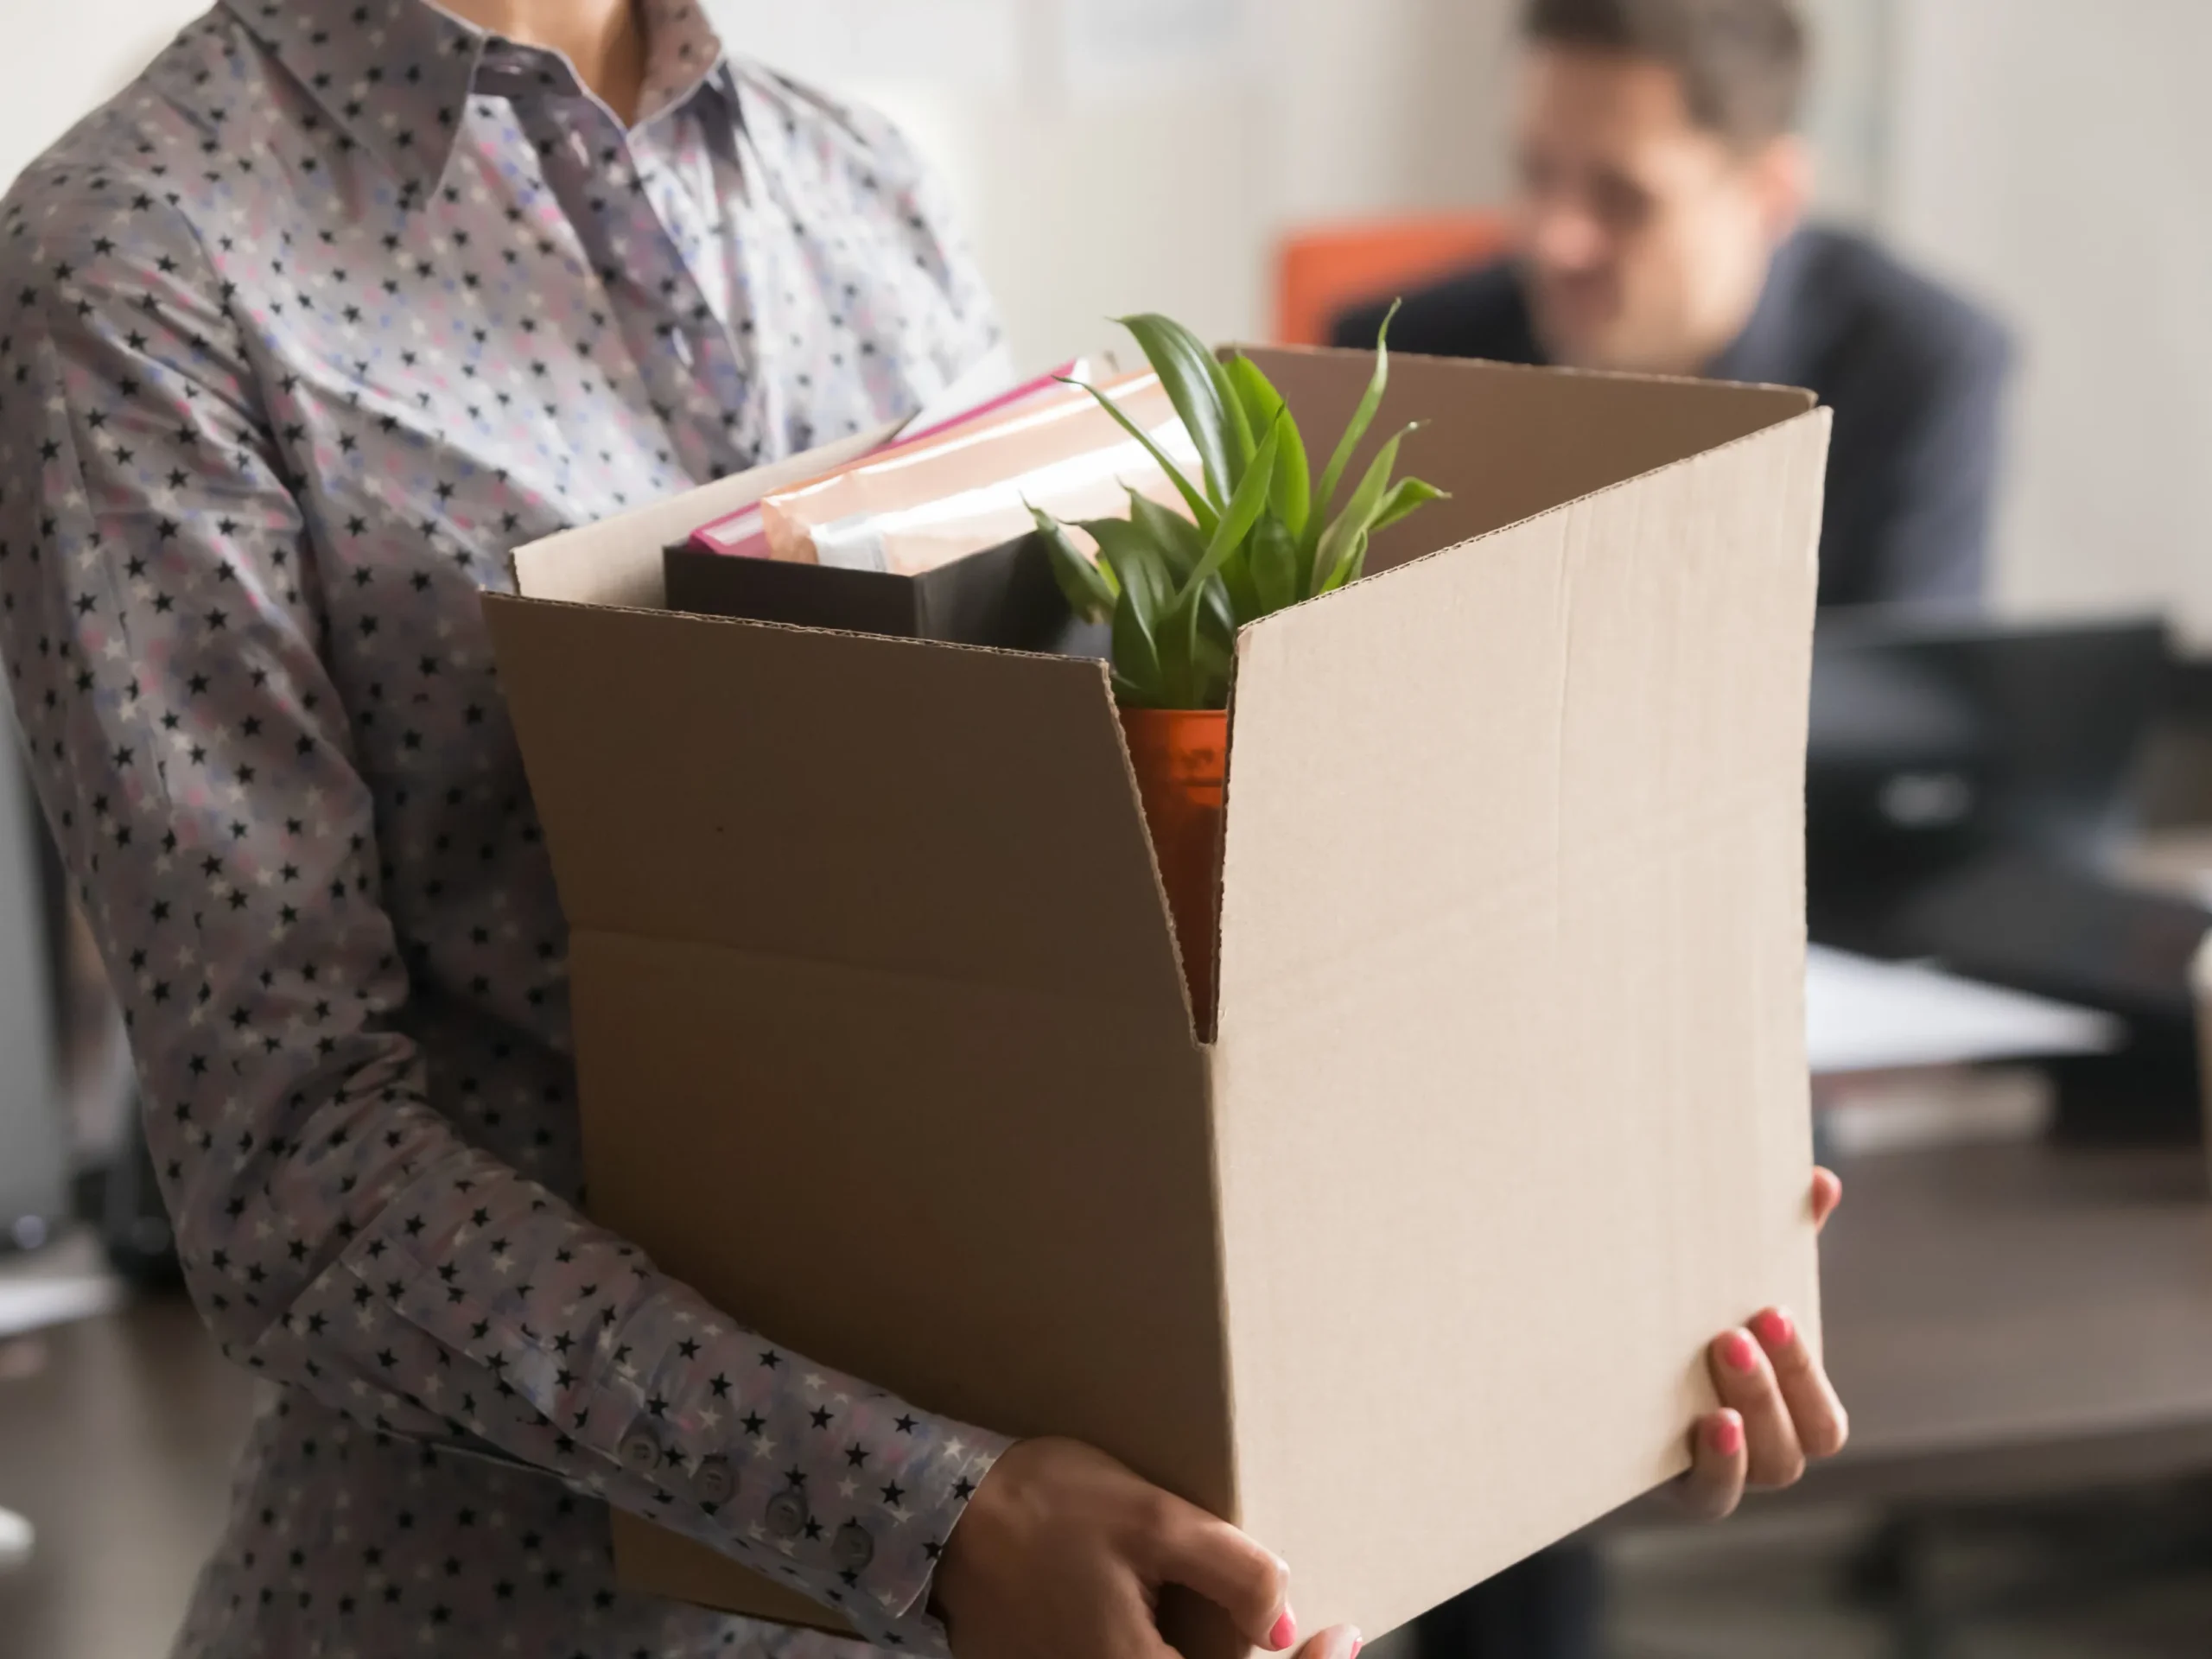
1753 1309 1795 1350
1722 1332 1758 1374
1350 1636 1364 1659
1712 1414 1745 1457
1269 1609 1298 1652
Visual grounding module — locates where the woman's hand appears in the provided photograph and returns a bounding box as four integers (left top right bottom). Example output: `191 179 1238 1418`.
934 1438 1359 1659
1676 1167 1850 1520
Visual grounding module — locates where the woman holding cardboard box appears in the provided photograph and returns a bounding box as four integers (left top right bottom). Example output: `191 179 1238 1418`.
0 0 1847 1656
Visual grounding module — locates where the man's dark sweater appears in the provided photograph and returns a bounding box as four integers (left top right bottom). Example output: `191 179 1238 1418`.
1335 226 2012 608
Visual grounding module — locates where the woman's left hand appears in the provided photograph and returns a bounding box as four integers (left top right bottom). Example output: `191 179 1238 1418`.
1675 1168 1849 1520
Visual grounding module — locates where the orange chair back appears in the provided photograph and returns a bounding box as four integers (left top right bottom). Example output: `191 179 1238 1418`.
1274 212 1516 346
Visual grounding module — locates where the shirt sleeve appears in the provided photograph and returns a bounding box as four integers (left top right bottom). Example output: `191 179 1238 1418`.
755 67 1006 390
881 120 1003 380
1841 305 2015 609
0 182 1003 1653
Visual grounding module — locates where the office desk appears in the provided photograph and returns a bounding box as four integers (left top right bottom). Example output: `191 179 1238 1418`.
1802 1139 2212 1506
1591 1138 2212 1658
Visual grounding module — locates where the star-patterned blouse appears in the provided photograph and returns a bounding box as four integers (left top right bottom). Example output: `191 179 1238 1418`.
0 2 1013 1656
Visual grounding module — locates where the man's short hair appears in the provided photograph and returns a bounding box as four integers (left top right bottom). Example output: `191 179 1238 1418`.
1522 0 1809 149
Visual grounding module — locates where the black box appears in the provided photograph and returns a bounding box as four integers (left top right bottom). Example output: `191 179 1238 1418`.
664 534 1109 658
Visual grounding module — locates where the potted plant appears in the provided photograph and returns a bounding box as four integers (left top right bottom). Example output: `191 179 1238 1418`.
1034 308 1446 1030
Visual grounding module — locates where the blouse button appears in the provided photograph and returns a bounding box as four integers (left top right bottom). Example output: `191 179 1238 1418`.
765 1487 808 1539
832 1520 874 1573
618 1431 659 1474
695 1455 737 1506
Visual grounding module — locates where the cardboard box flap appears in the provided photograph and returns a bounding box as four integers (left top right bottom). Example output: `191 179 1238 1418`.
1204 407 1832 1635
483 597 1191 1016
507 425 893 609
1212 400 1832 1100
1243 346 1816 575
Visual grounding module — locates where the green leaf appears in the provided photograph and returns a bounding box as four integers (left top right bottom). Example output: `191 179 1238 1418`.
1321 528 1370 594
1111 665 1158 705
1223 351 1274 435
1166 609 1236 709
1218 519 1264 623
1116 491 1235 658
1103 523 1176 626
1032 506 1118 623
1370 475 1449 536
1059 376 1218 537
1312 422 1414 596
1306 296 1401 558
1081 514 1172 588
1161 420 1281 706
1247 514 1302 617
1125 488 1209 579
1224 353 1312 539
1192 631 1235 709
1215 358 1257 484
1178 418 1282 608
1197 570 1237 649
1078 307 1432 705
1111 580 1166 707
1076 501 1233 652
1117 314 1243 509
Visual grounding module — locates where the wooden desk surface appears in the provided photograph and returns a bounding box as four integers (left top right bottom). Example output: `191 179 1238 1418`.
1803 1139 2212 1503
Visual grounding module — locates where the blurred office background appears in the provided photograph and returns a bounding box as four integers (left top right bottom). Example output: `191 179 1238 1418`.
8 2 2212 1656
15 0 2202 639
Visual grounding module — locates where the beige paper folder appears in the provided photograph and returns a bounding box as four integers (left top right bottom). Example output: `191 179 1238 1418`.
484 348 1831 1656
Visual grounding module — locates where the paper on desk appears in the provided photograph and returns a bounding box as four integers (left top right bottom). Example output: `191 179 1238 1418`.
1805 945 2121 1076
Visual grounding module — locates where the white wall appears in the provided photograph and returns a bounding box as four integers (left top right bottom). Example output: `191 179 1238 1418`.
711 0 1526 365
0 0 205 191
849 73 1274 372
1799 0 1893 225
1886 0 2212 643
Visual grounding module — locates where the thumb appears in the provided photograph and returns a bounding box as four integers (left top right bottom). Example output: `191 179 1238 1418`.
1294 1627 1363 1659
1143 1497 1296 1650
1812 1167 1843 1234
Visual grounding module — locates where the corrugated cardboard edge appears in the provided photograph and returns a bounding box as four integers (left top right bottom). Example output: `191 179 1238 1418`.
1238 339 1821 396
1268 397 1825 613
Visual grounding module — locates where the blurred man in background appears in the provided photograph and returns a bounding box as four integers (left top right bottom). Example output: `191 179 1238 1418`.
1336 0 2011 611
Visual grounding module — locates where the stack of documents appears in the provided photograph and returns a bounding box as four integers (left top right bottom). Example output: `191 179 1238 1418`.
681 353 1200 579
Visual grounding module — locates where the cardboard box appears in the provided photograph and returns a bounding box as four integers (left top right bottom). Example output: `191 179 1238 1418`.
483 349 1832 1655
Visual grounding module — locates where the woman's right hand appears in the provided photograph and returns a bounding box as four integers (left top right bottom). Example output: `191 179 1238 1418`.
931 1438 1358 1659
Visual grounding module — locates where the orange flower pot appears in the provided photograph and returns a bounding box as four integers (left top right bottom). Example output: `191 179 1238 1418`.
1119 705 1229 1034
